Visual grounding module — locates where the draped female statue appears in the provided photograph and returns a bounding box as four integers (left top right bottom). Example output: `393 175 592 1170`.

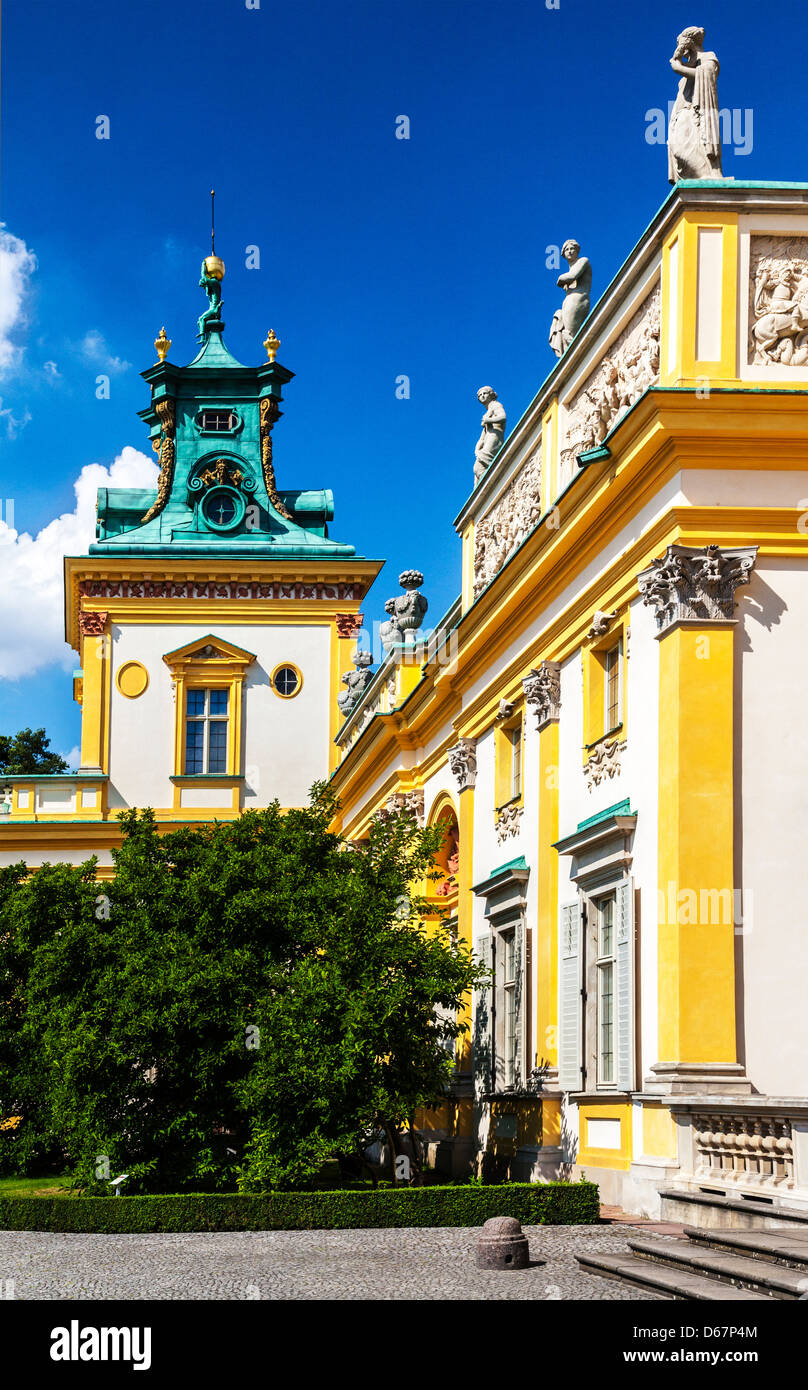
667 26 722 183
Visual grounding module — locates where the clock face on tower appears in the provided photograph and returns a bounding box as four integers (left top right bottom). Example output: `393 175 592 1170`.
201 485 246 532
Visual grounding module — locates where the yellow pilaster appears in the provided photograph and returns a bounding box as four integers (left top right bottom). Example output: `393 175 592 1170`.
537 719 559 1071
657 622 737 1063
456 782 475 1069
79 623 110 772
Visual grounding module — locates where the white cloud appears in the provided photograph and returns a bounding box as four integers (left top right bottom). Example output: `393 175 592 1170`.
0 226 37 376
43 360 60 379
79 330 130 376
0 400 32 439
0 446 158 680
60 745 80 770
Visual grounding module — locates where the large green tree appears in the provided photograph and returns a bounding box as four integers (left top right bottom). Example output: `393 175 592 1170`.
0 790 481 1192
0 727 69 775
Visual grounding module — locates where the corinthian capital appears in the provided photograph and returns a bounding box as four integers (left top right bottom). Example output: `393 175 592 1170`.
448 737 477 792
523 661 561 729
638 544 757 634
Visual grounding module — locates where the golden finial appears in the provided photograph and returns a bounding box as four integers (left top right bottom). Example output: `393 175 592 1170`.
154 327 171 363
263 329 281 363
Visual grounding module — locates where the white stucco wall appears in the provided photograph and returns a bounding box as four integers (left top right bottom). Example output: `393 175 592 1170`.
107 621 331 811
737 557 808 1096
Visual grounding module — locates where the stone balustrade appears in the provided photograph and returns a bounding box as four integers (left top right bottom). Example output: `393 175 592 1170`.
693 1112 794 1191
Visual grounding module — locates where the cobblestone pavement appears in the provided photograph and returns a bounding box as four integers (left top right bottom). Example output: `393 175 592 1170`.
0 1224 661 1300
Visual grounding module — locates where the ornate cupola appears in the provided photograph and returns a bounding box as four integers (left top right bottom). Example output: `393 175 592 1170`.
91 251 354 558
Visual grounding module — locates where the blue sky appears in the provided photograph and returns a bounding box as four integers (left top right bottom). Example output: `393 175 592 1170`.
1 0 806 758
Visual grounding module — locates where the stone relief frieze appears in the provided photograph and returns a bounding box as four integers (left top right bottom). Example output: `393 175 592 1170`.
748 236 808 366
560 286 660 474
472 444 542 598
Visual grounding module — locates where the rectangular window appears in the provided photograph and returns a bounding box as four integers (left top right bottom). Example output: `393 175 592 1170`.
595 894 616 1085
502 929 517 1088
184 687 229 775
510 723 522 801
605 643 621 733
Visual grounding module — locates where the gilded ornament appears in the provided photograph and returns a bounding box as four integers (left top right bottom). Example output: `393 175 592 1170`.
141 397 176 524
154 327 171 363
258 395 293 520
263 329 281 363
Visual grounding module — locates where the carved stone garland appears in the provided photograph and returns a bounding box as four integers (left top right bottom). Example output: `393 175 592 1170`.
495 802 523 844
560 286 660 473
473 444 542 598
584 738 626 790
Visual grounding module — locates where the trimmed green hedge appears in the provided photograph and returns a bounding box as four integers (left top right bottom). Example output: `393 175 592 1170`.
0 1181 599 1233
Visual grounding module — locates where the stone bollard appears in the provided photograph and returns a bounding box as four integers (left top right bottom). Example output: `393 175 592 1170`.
475 1216 530 1270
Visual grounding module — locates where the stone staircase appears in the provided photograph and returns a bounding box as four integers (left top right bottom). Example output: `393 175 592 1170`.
578 1225 808 1300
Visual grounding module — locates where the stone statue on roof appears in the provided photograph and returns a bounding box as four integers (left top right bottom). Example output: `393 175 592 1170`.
668 26 722 182
474 387 507 483
549 241 591 358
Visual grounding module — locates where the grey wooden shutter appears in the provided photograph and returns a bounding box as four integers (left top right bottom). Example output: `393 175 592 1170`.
615 879 635 1091
558 900 583 1092
513 916 526 1089
472 934 493 1096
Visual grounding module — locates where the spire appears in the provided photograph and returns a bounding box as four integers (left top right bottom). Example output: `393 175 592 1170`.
197 189 226 341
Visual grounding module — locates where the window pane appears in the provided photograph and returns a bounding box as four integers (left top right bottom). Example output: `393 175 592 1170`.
599 961 614 1083
599 897 614 956
185 721 204 774
511 726 522 799
209 688 229 716
503 931 515 983
504 984 516 1087
187 688 206 718
208 720 228 773
274 666 299 696
606 645 621 730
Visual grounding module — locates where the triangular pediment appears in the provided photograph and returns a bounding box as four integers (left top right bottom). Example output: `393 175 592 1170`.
162 633 257 670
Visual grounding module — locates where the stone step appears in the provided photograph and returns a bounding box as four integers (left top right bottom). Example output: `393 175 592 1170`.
576 1251 770 1301
659 1186 808 1231
628 1236 808 1299
683 1224 808 1269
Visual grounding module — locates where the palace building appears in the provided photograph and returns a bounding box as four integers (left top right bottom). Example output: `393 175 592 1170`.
3 181 808 1220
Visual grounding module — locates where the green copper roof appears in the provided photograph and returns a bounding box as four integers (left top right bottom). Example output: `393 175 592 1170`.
90 260 362 561
576 798 633 831
487 854 528 879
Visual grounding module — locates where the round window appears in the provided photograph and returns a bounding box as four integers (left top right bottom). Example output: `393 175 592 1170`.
272 664 302 698
201 486 245 532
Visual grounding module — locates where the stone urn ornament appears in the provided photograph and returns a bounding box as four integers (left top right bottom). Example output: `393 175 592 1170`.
380 570 428 649
475 1216 531 1270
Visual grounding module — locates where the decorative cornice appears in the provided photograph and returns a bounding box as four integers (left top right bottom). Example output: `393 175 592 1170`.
448 738 477 792
522 661 561 729
637 543 758 633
